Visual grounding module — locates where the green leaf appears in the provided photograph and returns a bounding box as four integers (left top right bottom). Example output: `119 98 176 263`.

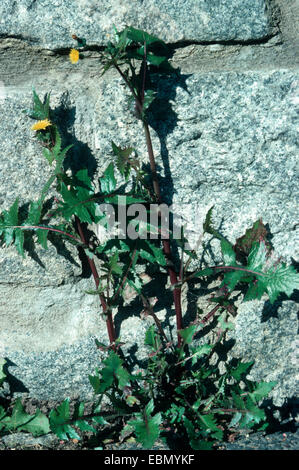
89 351 130 394
137 240 166 266
234 219 272 262
13 228 25 257
144 325 161 351
249 381 277 403
229 412 242 428
130 399 162 449
198 413 223 440
260 263 299 304
178 324 199 345
247 241 267 272
183 416 213 450
100 163 117 194
2 198 19 245
192 267 214 279
142 89 157 112
244 395 266 424
49 398 80 440
221 239 236 265
25 201 42 225
0 358 6 387
230 361 254 381
19 409 51 436
58 169 96 223
221 269 246 291
189 344 213 365
112 141 136 180
72 403 97 433
231 390 246 410
108 252 123 275
125 27 165 47
42 147 55 165
0 199 26 256
217 313 234 331
1 399 50 436
27 89 50 120
126 272 143 295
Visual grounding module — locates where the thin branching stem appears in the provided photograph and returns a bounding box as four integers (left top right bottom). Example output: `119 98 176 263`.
75 216 117 348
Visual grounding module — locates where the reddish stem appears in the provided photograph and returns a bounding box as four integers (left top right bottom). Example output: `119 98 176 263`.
75 216 116 347
113 58 183 346
143 120 183 345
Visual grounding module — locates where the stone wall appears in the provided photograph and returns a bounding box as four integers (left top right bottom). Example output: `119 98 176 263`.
0 0 298 408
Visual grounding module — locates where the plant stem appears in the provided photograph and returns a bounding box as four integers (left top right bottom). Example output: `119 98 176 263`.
142 120 183 345
75 216 116 348
112 59 183 346
140 293 173 348
111 248 138 302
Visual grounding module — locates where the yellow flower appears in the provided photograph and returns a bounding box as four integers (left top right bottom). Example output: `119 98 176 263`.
31 119 52 131
69 48 79 64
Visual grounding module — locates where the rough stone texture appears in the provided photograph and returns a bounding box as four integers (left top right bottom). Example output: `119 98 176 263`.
0 0 273 49
0 0 298 407
93 70 299 264
228 300 298 407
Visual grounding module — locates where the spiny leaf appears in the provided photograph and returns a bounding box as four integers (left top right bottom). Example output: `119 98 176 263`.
109 252 123 275
0 199 25 256
125 27 166 47
0 399 50 436
178 324 199 345
221 239 236 265
234 219 272 263
203 206 215 234
72 402 96 433
260 263 299 304
25 89 51 120
58 169 96 223
198 413 223 440
100 163 117 194
112 141 136 180
183 416 213 450
89 351 130 394
249 381 277 403
230 361 254 381
137 239 166 266
247 241 268 272
130 399 162 449
18 409 51 436
49 398 80 440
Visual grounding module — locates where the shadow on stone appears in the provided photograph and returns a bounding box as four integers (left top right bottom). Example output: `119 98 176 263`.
51 91 98 179
263 396 299 434
2 358 29 395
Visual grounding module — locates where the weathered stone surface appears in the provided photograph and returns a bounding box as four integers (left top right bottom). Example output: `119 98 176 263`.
1 67 298 403
0 0 273 48
0 0 298 408
93 70 299 265
228 300 298 407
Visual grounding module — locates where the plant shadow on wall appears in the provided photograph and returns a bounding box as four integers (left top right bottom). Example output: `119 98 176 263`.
0 27 299 450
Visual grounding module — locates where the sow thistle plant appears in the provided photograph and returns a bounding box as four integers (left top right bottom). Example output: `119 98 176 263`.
0 27 298 450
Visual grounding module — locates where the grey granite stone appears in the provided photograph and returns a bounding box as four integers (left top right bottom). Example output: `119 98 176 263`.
93 70 299 265
0 0 273 49
228 300 299 407
0 65 298 401
0 1 297 407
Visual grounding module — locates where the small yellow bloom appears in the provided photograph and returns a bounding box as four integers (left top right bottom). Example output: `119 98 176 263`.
69 48 79 64
31 119 52 131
